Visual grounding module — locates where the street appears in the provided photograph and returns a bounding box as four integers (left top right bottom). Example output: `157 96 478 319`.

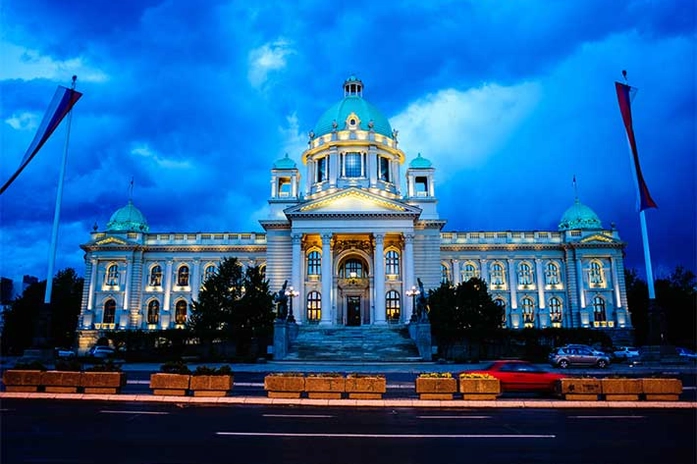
1 399 695 464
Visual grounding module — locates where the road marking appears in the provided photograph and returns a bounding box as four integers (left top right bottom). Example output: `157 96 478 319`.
127 380 150 385
569 415 646 419
683 386 696 390
263 414 334 418
217 432 555 439
100 410 169 415
418 415 491 419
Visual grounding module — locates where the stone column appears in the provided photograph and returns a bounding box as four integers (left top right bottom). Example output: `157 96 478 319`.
452 259 460 285
191 259 201 302
320 233 332 325
535 258 548 328
576 256 588 327
479 259 488 287
507 259 518 310
373 233 386 324
291 233 302 322
162 259 173 329
403 233 415 322
87 258 97 311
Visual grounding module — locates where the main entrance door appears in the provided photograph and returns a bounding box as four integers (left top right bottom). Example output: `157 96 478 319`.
347 296 361 326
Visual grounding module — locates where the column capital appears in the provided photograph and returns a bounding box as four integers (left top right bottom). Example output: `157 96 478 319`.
404 233 415 243
291 233 302 244
451 258 459 264
321 232 333 242
374 233 384 245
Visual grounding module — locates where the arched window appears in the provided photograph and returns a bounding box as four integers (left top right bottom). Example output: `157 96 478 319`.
307 251 321 276
461 262 479 282
441 263 451 284
306 291 321 322
177 265 190 287
103 299 116 324
549 297 562 327
589 261 604 286
147 300 160 324
105 264 119 286
149 265 162 287
386 290 400 321
592 296 606 326
518 262 533 286
385 250 400 276
545 262 560 286
204 264 216 282
175 300 188 325
490 262 506 288
340 258 366 278
521 297 535 328
494 298 507 327
259 264 266 279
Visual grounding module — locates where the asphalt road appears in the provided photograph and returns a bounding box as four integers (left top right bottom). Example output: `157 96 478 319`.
1 399 695 464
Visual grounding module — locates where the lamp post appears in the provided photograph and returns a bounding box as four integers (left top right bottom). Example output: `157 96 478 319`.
406 285 419 322
285 286 299 323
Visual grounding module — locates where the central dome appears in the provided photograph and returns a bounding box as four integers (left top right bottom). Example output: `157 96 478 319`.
313 76 393 138
558 199 602 231
106 200 149 233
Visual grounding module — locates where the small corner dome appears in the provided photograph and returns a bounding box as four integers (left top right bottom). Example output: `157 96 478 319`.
409 153 432 169
313 76 393 138
558 199 602 231
106 200 149 233
273 153 297 169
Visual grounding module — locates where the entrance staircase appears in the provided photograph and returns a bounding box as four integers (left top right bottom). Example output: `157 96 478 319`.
284 324 423 362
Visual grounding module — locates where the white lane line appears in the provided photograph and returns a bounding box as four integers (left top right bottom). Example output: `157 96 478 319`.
263 414 334 418
127 380 150 385
0 408 13 412
418 415 491 419
217 432 555 439
569 415 646 419
100 410 169 415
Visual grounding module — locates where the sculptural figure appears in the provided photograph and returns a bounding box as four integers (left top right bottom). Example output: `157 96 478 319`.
415 278 429 322
274 280 289 320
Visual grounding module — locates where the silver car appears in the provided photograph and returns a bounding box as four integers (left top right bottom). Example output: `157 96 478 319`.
549 346 610 368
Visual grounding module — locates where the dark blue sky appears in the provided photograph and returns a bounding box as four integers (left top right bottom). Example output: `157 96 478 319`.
1 0 695 285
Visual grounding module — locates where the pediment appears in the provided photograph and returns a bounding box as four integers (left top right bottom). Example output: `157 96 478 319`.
579 233 618 244
95 236 129 246
285 188 421 218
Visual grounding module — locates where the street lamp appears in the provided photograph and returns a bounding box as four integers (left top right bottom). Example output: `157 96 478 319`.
285 286 300 323
405 285 419 322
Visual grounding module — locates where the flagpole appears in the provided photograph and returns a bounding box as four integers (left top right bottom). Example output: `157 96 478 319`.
44 75 77 305
639 210 656 299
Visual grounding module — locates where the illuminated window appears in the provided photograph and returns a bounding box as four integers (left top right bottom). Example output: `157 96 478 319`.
589 261 604 287
147 300 160 324
521 297 535 328
490 262 506 288
175 300 188 325
105 264 119 286
307 251 321 276
259 264 266 279
592 296 606 324
343 152 363 178
340 258 365 278
441 263 451 284
149 265 162 287
278 177 291 197
316 157 327 183
461 262 479 282
386 290 400 321
378 156 390 182
103 299 116 324
495 298 507 327
177 265 190 287
385 250 400 276
518 262 533 286
204 264 216 282
545 262 560 286
549 297 562 327
307 291 321 322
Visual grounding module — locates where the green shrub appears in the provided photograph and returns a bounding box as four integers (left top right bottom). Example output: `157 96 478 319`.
159 360 191 375
54 359 83 371
85 360 122 372
12 361 47 371
192 365 232 376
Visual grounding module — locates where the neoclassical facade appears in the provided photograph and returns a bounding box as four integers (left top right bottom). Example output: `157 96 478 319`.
76 77 632 351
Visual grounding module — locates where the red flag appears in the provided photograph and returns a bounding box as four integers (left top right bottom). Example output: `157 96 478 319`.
0 85 83 195
615 81 657 211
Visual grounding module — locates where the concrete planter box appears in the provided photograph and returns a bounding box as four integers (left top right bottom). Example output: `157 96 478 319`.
264 374 305 398
458 378 501 400
2 370 43 392
305 375 345 399
42 371 82 393
601 378 642 401
416 377 457 400
641 378 683 401
190 375 234 397
82 372 127 394
558 378 602 401
345 375 386 399
150 373 191 396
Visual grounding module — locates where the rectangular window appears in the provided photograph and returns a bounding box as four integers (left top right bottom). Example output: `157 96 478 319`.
317 157 326 183
344 153 362 178
378 156 390 182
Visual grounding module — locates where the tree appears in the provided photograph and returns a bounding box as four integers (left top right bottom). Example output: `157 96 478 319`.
232 265 275 357
625 268 649 345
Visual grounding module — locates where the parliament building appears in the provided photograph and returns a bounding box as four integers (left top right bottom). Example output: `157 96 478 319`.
76 77 633 353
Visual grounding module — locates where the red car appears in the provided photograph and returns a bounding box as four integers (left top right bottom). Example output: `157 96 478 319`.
462 360 565 393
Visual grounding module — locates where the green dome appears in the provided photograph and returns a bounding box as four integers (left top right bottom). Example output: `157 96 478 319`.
273 153 296 169
313 77 393 138
106 200 149 233
558 199 602 231
409 153 432 168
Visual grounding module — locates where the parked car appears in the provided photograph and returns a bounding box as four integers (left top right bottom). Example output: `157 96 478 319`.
54 347 76 358
562 344 608 357
549 346 611 368
676 347 697 360
462 360 565 393
613 346 640 360
87 346 115 359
